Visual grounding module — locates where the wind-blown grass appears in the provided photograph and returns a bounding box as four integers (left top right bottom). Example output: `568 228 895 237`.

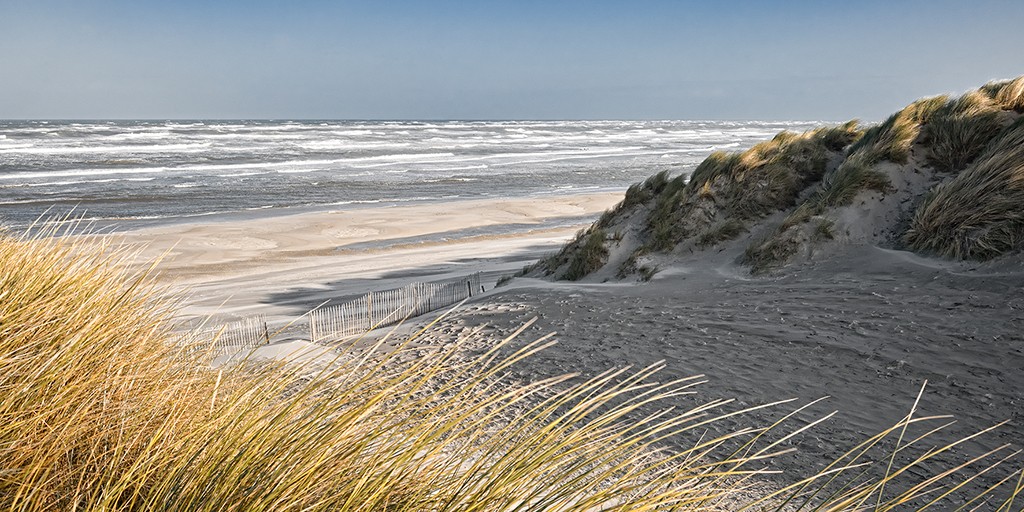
905 118 1024 259
846 96 947 165
621 170 673 209
925 91 1005 172
563 227 609 281
698 218 747 247
2 226 1021 510
810 154 892 212
686 123 862 220
640 123 861 253
982 76 1024 112
747 100 944 270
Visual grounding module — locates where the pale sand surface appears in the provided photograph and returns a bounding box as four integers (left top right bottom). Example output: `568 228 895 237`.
417 246 1024 493
119 191 1023 496
115 192 622 322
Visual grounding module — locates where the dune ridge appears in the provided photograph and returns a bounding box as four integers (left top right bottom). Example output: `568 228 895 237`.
537 77 1024 281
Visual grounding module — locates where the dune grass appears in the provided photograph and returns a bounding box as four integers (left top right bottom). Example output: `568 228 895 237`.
982 76 1024 112
563 227 609 281
559 76 1024 278
3 226 1023 510
782 96 945 227
812 154 893 212
686 123 862 220
846 96 947 166
905 117 1024 259
924 91 1006 172
621 170 673 209
549 122 862 276
645 175 690 251
748 100 943 270
697 218 748 248
636 123 862 255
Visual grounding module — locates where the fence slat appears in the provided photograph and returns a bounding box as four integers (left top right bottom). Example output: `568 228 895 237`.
307 273 482 344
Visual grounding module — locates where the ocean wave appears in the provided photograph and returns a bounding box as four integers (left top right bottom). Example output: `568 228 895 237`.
0 143 211 155
0 167 171 181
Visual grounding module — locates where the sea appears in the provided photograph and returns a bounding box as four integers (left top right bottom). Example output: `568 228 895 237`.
0 120 820 231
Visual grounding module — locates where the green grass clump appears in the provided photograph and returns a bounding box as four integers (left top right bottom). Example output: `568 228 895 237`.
687 150 743 193
698 218 748 247
772 152 891 239
905 118 1024 259
925 91 1005 172
1 227 1022 510
621 169 672 208
812 154 893 210
814 219 837 240
743 231 802 274
563 228 609 281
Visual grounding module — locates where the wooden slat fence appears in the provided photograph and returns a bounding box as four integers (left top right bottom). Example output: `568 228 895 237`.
309 272 481 344
179 314 271 357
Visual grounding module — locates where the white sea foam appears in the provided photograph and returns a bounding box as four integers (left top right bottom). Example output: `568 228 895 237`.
0 143 211 155
0 167 172 181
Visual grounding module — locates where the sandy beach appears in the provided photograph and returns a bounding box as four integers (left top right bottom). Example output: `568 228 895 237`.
117 192 623 323
112 188 1024 494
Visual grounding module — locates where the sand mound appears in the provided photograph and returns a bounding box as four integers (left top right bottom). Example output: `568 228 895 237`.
535 76 1024 281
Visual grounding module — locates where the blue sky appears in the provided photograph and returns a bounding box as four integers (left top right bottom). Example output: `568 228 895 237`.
1 0 1022 120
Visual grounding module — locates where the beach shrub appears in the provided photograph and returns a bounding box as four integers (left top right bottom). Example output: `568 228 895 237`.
905 118 1024 259
1 227 1021 510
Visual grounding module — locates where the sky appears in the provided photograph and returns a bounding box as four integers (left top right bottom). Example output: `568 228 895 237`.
1 0 1023 121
